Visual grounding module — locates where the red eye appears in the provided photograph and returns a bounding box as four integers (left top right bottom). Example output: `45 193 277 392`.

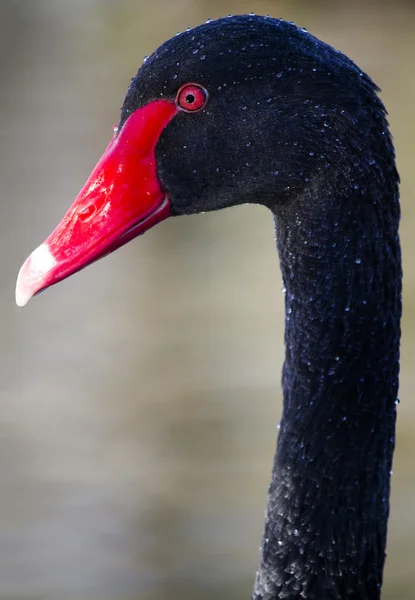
176 83 208 112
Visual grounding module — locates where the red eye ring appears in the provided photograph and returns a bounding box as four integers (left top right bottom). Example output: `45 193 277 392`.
176 83 208 113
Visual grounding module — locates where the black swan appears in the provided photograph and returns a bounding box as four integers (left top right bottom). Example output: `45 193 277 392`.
15 15 401 600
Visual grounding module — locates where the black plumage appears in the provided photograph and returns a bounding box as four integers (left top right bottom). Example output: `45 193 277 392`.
121 15 401 599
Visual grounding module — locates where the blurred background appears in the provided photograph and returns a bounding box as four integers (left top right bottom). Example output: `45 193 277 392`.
1 0 414 598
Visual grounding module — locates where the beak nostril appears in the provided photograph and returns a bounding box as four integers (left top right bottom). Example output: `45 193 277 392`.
78 205 97 221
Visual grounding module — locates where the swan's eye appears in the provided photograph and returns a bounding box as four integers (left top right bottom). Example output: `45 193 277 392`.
176 83 208 112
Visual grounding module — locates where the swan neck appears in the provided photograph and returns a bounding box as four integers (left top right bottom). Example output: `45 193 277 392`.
254 180 401 599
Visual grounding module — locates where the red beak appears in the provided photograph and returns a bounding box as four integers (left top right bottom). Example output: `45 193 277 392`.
15 100 178 307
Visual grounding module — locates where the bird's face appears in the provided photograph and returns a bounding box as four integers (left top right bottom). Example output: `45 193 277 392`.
15 15 369 306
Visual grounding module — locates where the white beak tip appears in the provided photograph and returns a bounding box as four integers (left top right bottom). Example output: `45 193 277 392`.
15 243 57 307
15 287 31 308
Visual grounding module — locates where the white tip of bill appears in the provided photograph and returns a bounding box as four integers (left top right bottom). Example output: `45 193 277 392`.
15 243 57 307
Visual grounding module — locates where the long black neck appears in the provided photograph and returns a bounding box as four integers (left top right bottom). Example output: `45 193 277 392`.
253 158 401 599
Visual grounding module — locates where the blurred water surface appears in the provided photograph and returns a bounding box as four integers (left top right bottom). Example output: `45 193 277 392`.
1 1 414 598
